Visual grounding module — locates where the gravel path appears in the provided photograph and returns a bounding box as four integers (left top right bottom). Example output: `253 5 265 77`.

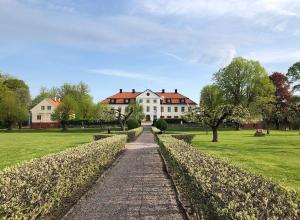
63 126 186 220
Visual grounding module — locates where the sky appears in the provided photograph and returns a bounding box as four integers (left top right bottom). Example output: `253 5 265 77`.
1 0 300 103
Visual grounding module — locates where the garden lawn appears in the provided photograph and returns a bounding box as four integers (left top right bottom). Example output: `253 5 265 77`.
174 129 300 193
0 128 111 169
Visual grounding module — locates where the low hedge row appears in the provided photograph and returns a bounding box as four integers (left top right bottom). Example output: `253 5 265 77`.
170 134 196 144
158 135 299 220
94 127 144 142
0 135 127 219
151 127 195 144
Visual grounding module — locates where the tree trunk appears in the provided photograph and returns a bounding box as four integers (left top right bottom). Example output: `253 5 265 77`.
235 122 240 131
18 122 22 129
275 121 280 130
62 122 67 131
7 122 13 131
267 128 270 135
212 127 218 142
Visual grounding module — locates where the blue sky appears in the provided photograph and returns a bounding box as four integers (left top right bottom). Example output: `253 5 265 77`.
1 0 300 103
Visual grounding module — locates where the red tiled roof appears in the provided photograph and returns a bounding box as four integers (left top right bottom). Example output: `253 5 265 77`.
102 91 197 105
48 98 61 107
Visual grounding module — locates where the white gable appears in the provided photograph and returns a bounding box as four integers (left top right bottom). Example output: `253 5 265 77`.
136 89 161 99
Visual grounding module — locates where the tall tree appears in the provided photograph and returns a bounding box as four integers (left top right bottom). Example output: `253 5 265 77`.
93 103 115 122
51 95 77 131
31 87 59 108
214 57 275 129
269 72 292 129
126 102 145 122
287 62 300 91
185 85 248 142
3 78 31 128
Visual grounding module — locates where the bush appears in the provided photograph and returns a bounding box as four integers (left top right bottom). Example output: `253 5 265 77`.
170 134 196 144
155 119 168 131
127 119 140 130
158 135 299 220
0 135 127 219
94 127 144 142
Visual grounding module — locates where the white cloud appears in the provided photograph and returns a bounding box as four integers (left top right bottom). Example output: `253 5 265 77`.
245 50 300 64
89 69 166 82
139 0 300 18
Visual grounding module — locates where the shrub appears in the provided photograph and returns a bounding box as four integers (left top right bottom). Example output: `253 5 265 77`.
127 119 140 130
94 126 144 142
155 119 168 131
170 134 196 144
158 135 299 220
0 135 127 219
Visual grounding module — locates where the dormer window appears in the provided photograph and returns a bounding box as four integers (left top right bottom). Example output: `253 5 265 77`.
166 99 172 104
180 99 186 104
110 99 116 104
124 99 129 104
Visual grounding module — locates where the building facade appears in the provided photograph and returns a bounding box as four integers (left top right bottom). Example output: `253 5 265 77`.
103 89 197 121
30 98 61 128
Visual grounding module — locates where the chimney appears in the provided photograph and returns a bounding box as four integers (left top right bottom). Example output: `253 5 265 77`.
132 89 135 93
119 89 123 93
175 89 178 93
162 89 165 93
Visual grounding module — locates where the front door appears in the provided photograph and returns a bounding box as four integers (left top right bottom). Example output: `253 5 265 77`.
146 115 151 121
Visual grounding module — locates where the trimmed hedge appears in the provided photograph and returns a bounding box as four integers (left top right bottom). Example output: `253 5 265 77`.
0 135 127 219
170 134 196 144
158 135 299 220
127 119 140 130
94 127 144 142
155 119 168 131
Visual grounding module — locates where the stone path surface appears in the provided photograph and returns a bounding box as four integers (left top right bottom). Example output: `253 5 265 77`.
63 126 186 220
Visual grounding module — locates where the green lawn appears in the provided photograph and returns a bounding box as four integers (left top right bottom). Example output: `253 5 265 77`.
171 129 300 193
0 128 114 170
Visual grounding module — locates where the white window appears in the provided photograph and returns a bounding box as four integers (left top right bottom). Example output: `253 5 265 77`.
146 106 150 112
174 107 178 112
47 106 51 110
168 107 171 112
181 106 185 112
139 99 143 103
146 99 150 103
37 115 41 120
153 99 157 103
41 106 45 110
153 106 157 111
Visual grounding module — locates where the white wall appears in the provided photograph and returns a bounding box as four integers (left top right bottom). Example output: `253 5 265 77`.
136 90 161 121
30 99 58 123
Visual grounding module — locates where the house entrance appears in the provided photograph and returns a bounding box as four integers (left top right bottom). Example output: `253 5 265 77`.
145 115 151 121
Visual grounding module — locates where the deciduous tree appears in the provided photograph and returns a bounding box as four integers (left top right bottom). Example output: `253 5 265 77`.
214 57 275 130
287 61 300 91
185 85 248 142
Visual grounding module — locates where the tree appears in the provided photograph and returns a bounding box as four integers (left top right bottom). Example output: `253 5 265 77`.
0 88 27 130
269 72 292 129
126 102 145 122
51 95 77 131
214 57 275 130
287 96 300 134
93 103 115 122
185 85 248 142
287 62 300 91
114 108 134 131
3 78 31 128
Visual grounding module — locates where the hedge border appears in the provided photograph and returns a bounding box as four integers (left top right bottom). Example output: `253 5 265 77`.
157 135 300 220
0 135 127 219
94 126 144 142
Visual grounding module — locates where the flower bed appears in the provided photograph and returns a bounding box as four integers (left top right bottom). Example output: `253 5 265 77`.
158 135 299 219
0 135 127 219
94 127 144 142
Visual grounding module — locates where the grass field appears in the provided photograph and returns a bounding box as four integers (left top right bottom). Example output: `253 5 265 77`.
0 128 114 170
170 129 300 193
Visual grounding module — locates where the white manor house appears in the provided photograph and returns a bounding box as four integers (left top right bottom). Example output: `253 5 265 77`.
103 89 197 121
